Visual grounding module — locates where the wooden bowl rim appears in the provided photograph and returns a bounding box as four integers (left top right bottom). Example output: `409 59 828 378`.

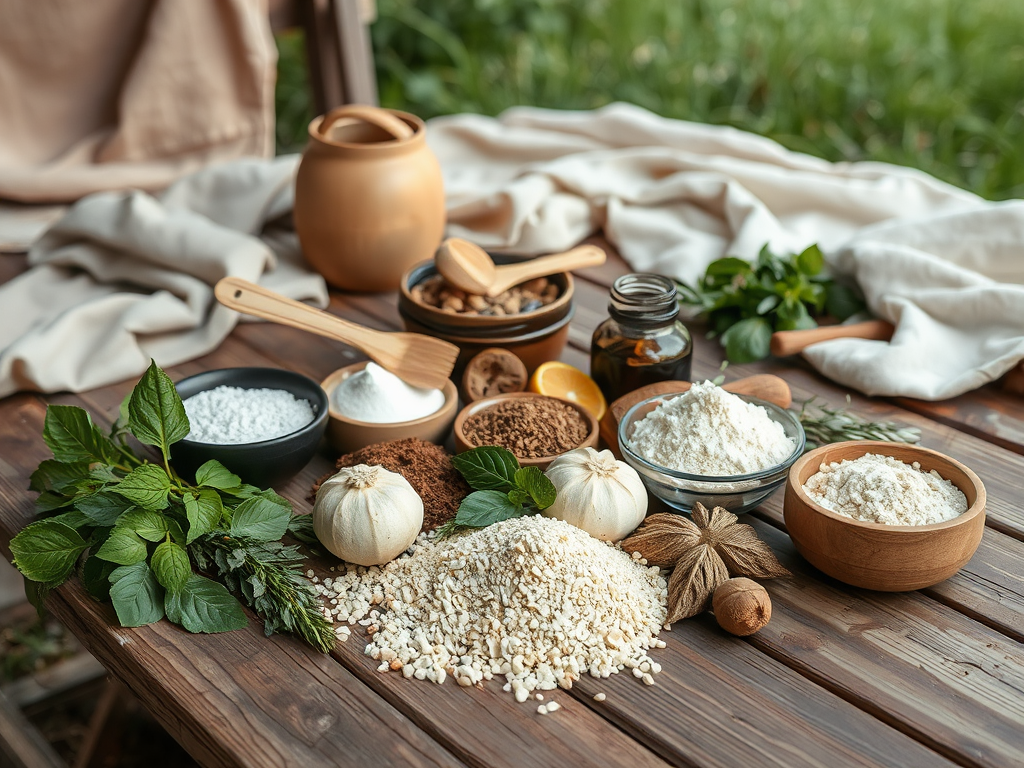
399 259 575 327
787 440 986 532
320 362 459 429
452 391 600 464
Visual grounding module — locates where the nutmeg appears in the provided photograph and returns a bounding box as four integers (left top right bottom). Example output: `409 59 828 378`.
712 577 772 636
462 348 528 402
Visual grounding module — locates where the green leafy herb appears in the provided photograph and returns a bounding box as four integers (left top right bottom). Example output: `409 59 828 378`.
9 360 334 653
797 396 922 450
439 446 558 539
678 244 865 363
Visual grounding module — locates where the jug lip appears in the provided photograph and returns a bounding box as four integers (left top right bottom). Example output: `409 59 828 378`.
307 108 426 151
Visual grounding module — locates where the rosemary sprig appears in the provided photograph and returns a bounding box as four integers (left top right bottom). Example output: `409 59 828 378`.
193 535 336 654
796 395 921 450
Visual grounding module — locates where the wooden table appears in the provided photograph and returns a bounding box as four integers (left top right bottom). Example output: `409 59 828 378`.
2 243 1024 768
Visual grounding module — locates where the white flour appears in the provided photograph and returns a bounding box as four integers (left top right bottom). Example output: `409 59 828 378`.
184 386 314 444
803 453 968 526
333 363 445 423
630 381 796 476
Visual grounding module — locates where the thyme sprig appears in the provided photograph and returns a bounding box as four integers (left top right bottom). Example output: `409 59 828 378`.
797 395 922 450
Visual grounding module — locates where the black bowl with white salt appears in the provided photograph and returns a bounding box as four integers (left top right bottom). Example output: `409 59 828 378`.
172 367 329 486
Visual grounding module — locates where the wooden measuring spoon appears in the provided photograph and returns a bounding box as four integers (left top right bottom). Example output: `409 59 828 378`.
598 374 793 452
215 278 458 391
770 320 894 356
436 238 607 297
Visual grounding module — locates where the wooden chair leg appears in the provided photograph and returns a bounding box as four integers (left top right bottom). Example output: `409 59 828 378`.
72 679 124 768
0 687 65 768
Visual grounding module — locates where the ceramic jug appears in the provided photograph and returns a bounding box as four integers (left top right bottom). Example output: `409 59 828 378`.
294 105 445 292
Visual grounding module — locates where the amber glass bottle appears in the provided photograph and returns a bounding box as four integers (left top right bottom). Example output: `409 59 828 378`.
590 274 693 403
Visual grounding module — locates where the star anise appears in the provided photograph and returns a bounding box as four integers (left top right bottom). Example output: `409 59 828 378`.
621 503 790 623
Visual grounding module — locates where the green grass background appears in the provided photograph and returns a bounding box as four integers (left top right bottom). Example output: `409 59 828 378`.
275 0 1024 200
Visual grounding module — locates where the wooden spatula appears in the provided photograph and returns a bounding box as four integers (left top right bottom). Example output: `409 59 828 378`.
598 374 793 453
770 320 895 357
215 277 459 391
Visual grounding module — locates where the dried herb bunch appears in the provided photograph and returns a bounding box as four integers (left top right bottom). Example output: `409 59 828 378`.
621 504 789 623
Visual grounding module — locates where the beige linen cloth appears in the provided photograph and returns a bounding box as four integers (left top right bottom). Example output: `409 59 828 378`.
0 0 276 249
427 103 1024 400
0 156 326 398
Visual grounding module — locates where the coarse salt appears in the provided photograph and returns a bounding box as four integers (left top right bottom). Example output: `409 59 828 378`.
803 453 968 526
184 386 314 444
630 381 795 476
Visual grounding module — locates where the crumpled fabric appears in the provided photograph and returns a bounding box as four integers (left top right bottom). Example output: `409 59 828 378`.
0 155 326 398
427 102 1024 400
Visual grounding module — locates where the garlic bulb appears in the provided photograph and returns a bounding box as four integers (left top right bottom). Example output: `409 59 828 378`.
542 447 648 541
313 464 423 566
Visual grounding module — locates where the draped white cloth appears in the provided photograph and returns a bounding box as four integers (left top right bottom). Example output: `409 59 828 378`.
427 103 1024 399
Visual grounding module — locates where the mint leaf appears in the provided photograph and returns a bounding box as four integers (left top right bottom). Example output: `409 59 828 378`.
95 528 148 565
10 520 88 583
507 488 531 506
128 360 190 461
35 491 75 513
825 282 865 321
109 562 164 627
151 541 190 593
775 299 817 332
184 490 223 544
117 508 170 542
165 575 247 633
795 244 824 276
49 510 92 529
42 405 116 464
722 317 772 363
77 492 134 527
29 460 92 494
452 446 519 491
454 490 527 528
83 555 117 601
114 465 171 511
230 496 291 542
195 460 241 491
514 466 557 510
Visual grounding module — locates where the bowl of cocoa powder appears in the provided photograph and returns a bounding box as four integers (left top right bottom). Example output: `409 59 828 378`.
453 392 599 469
398 257 575 378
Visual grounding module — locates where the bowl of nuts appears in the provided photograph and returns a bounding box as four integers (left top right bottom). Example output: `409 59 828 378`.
398 255 575 377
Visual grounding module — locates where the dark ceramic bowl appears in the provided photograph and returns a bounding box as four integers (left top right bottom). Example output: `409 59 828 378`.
172 368 329 487
398 256 575 379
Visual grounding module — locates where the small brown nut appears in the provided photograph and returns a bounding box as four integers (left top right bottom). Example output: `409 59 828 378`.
441 297 464 312
389 659 403 671
449 288 467 300
712 578 771 636
502 295 522 314
541 284 559 301
491 304 506 316
521 277 547 294
467 295 488 311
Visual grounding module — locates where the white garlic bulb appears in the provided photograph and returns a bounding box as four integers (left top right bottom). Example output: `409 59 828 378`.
312 464 423 566
542 447 648 541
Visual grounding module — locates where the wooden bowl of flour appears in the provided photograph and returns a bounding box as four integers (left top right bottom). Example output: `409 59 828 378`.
784 441 986 591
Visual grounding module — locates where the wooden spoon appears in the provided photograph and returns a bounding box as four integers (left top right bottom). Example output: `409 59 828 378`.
598 374 793 453
770 320 894 357
215 278 458 391
436 238 606 298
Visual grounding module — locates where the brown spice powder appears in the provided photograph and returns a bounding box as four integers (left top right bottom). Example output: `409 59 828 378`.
462 397 588 458
311 438 469 532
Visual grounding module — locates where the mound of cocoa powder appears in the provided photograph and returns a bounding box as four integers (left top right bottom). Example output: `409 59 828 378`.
462 397 588 458
311 438 469 532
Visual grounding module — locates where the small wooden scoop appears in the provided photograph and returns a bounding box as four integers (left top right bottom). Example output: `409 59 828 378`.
436 238 606 297
215 278 458 391
770 320 894 357
598 374 793 453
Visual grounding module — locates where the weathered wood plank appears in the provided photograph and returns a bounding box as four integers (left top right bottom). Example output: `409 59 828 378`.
0 395 465 768
746 518 1024 768
566 617 958 768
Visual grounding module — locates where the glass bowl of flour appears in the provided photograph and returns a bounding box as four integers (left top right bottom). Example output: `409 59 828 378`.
618 385 805 515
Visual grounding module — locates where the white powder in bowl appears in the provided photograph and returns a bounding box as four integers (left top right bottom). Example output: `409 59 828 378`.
184 386 314 444
629 381 796 476
333 363 445 423
803 452 968 526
